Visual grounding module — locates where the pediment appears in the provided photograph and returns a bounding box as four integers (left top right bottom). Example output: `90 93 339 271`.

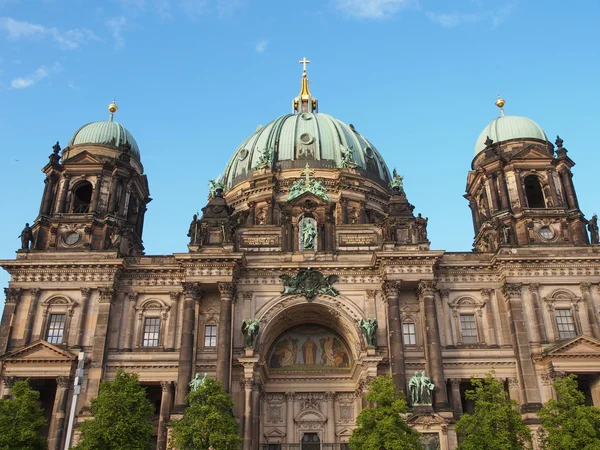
541 335 600 359
296 408 326 423
511 145 553 160
63 150 103 165
0 340 77 362
286 191 330 206
336 427 353 437
265 428 286 438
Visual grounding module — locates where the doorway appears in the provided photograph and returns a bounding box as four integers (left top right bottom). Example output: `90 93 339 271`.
302 432 320 450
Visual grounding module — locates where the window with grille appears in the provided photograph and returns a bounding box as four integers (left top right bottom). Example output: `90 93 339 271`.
46 314 66 344
403 322 416 345
460 314 478 344
142 317 160 347
205 325 217 347
555 309 577 339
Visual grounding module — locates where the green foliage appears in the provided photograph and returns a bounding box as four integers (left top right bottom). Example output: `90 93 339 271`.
169 377 242 450
75 369 155 450
455 373 531 450
349 375 423 450
0 380 48 450
538 374 600 450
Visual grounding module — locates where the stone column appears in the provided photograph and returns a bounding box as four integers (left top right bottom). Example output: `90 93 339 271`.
382 281 406 394
450 379 463 419
89 174 103 212
498 170 510 210
251 382 261 449
48 376 70 450
157 381 173 450
22 288 41 345
0 288 22 353
580 283 600 339
469 200 481 233
167 292 180 350
514 170 526 209
118 181 129 216
58 174 71 213
86 288 115 402
286 392 295 444
242 379 253 450
546 169 560 207
2 377 15 399
175 282 201 406
124 293 138 351
108 175 120 214
502 284 542 411
480 289 498 346
74 288 91 348
419 281 448 409
41 176 56 215
528 284 548 343
487 174 500 212
216 282 235 392
325 391 336 443
559 169 577 210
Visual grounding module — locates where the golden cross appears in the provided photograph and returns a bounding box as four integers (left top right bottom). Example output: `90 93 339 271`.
299 57 310 73
301 163 314 183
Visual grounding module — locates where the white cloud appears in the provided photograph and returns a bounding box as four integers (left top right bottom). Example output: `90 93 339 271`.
334 0 416 19
0 17 98 49
425 0 516 29
255 39 268 54
426 12 478 28
106 16 127 50
11 62 61 89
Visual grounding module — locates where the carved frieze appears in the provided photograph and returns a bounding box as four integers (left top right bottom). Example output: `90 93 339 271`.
280 269 339 302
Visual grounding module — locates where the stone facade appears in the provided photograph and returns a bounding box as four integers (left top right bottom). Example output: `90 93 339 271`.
2 93 600 450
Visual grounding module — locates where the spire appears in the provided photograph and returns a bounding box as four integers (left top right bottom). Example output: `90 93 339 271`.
108 99 118 122
293 57 318 114
495 94 505 117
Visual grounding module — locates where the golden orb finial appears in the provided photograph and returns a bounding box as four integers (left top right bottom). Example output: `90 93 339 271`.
495 95 505 116
108 99 118 121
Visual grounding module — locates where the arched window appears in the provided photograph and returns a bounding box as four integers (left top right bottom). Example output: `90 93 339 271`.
72 181 93 213
524 175 545 208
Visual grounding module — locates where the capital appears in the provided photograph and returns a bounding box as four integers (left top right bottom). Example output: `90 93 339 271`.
502 283 522 300
80 288 92 301
480 288 492 300
285 391 295 401
418 280 436 298
382 281 400 298
28 288 41 301
4 288 22 304
169 292 181 302
439 289 450 300
160 381 173 392
3 377 15 388
580 283 592 294
98 287 115 304
181 282 202 299
217 282 236 299
126 292 139 303
56 376 71 388
528 283 540 294
450 379 462 389
324 391 335 401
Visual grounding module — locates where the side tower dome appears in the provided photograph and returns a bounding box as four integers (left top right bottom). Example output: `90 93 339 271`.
29 101 151 255
465 97 589 252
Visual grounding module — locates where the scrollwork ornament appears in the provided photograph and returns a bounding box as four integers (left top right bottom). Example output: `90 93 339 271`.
182 282 202 299
381 281 400 298
417 280 436 298
217 282 236 299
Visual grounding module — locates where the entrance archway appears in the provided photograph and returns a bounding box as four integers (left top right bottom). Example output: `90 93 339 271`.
302 432 320 450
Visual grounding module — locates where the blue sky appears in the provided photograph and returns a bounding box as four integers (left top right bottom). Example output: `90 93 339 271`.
1 0 600 294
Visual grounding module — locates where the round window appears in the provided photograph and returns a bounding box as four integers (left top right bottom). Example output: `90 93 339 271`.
238 148 249 161
539 226 555 241
300 133 313 144
301 113 312 120
63 231 81 246
365 146 374 158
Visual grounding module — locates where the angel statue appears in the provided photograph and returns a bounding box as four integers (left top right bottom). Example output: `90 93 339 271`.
390 168 404 192
189 372 208 392
360 318 378 347
241 319 260 348
208 177 225 200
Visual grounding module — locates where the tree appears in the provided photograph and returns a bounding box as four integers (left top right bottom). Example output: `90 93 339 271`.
0 380 47 450
455 373 531 450
538 374 600 450
75 369 155 450
349 375 423 450
169 377 242 450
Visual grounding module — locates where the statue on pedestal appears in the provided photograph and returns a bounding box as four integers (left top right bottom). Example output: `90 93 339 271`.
409 371 435 405
241 319 260 348
588 214 599 244
189 372 208 392
360 318 378 347
18 223 34 250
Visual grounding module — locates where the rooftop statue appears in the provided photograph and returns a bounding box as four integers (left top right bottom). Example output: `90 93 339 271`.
390 168 404 193
18 223 34 250
208 177 225 200
286 164 329 202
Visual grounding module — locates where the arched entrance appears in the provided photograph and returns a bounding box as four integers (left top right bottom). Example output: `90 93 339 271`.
254 296 381 448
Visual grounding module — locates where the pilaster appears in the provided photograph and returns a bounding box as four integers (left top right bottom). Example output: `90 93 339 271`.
382 280 406 394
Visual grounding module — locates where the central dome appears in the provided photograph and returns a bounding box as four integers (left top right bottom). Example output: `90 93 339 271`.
222 112 391 189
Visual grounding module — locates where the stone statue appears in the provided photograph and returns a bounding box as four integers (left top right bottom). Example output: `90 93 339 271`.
208 178 225 200
241 319 260 348
108 226 122 250
187 213 199 244
18 223 34 250
255 147 272 169
390 168 404 193
302 219 317 250
589 214 599 244
189 372 208 392
50 141 61 164
360 318 378 347
414 213 428 242
409 371 435 405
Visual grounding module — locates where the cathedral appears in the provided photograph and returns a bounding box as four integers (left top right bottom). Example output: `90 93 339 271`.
1 60 600 450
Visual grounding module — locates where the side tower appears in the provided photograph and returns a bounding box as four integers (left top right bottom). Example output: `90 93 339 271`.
31 102 151 255
465 97 589 252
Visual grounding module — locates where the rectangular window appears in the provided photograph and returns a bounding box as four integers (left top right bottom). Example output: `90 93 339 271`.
555 309 577 339
142 317 160 347
460 314 478 344
403 323 417 345
46 314 66 344
204 325 217 347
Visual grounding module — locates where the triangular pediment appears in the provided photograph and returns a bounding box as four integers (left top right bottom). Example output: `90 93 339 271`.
286 190 330 205
541 335 600 359
63 150 103 165
265 428 286 438
511 145 554 161
337 427 353 437
1 340 77 362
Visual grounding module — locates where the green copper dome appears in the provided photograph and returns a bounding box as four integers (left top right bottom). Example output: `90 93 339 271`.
222 112 391 189
474 115 548 155
67 121 141 161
